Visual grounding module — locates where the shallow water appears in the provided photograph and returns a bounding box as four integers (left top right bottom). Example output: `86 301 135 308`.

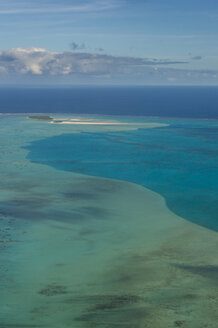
1 115 218 328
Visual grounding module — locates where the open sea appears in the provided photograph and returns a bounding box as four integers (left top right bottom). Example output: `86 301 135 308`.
1 86 218 327
0 85 218 118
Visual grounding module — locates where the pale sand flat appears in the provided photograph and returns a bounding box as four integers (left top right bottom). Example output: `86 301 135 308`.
50 120 168 127
27 114 168 130
51 121 127 125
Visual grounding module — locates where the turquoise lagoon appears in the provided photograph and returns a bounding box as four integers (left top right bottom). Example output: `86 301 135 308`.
26 117 218 231
1 114 218 328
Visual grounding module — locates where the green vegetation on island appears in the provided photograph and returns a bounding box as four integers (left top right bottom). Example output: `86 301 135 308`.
28 115 53 121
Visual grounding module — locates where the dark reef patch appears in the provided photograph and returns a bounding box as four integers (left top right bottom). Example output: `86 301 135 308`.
71 177 122 194
75 307 149 328
0 325 43 328
0 198 50 222
63 191 98 201
38 284 68 296
174 321 186 327
0 199 110 224
86 294 142 312
65 294 142 306
0 181 38 193
79 206 111 219
174 264 218 283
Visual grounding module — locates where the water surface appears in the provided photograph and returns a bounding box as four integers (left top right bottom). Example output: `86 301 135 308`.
1 114 218 328
26 117 218 231
0 86 218 119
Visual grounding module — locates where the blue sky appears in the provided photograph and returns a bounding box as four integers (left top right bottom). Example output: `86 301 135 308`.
0 0 218 85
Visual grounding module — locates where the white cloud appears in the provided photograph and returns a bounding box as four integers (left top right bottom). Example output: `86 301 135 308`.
0 47 55 75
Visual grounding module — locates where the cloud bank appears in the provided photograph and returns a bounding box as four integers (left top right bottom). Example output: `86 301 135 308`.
0 47 186 76
0 47 217 85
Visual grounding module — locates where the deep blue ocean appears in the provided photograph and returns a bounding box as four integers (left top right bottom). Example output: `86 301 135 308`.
0 86 218 119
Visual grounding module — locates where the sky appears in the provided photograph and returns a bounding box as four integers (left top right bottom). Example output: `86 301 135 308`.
0 0 218 85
